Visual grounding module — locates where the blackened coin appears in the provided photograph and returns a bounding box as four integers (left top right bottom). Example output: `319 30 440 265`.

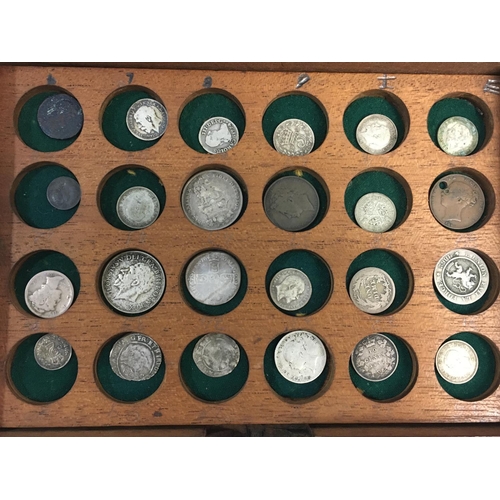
46 176 81 210
37 94 83 140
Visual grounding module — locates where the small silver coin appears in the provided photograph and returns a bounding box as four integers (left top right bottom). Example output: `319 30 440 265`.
435 339 478 384
101 250 165 315
126 98 168 141
181 169 243 230
354 192 397 233
46 176 81 210
273 118 315 156
351 333 399 382
356 114 398 155
199 117 239 154
34 333 72 371
274 330 327 384
192 333 240 378
349 267 396 314
116 186 160 229
185 251 241 306
433 248 489 305
37 93 83 140
109 333 162 382
263 176 320 232
269 268 312 312
25 270 74 319
437 116 478 156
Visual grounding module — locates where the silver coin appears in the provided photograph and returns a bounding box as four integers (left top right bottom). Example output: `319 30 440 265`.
273 118 315 156
34 333 72 371
274 330 327 384
434 249 489 305
269 268 312 311
263 176 320 232
25 270 74 319
181 170 243 230
101 250 165 315
46 176 81 210
435 339 478 384
349 267 396 314
109 333 162 381
185 251 241 306
437 116 478 156
126 98 168 141
354 192 397 233
116 186 160 229
356 114 398 155
198 117 239 154
192 333 240 378
351 333 399 382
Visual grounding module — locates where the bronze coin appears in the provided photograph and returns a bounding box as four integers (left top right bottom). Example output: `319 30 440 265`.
37 94 83 140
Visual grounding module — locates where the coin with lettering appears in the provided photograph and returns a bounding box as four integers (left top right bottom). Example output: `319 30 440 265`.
199 117 239 154
354 192 397 233
46 176 81 211
34 333 73 371
116 186 160 229
185 251 241 306
101 250 165 315
349 267 396 314
274 330 327 384
126 98 168 141
429 174 485 230
356 114 398 155
193 333 240 378
181 170 243 230
25 270 74 319
37 93 83 140
437 116 478 156
435 339 478 384
273 118 315 156
269 268 312 312
109 333 163 381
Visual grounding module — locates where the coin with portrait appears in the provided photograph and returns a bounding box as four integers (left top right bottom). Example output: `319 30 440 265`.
356 114 397 155
126 98 168 141
437 116 478 156
116 186 160 229
192 333 240 378
269 268 312 312
198 117 239 154
435 339 478 384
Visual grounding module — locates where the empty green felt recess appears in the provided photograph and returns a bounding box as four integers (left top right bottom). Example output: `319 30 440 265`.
180 335 249 402
10 333 78 403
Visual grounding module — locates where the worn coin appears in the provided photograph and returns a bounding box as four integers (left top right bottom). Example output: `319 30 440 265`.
109 333 162 381
34 333 73 371
263 176 320 232
429 173 485 230
181 170 243 230
274 330 327 384
273 118 315 156
349 267 396 314
270 268 312 312
193 333 240 377
46 176 81 210
37 93 83 140
356 114 398 155
199 117 239 154
25 270 74 319
434 249 489 305
116 186 160 229
354 192 397 233
185 251 241 306
126 98 168 141
437 116 478 156
101 250 165 315
435 339 478 384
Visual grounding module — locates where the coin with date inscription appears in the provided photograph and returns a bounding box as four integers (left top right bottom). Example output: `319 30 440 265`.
349 267 395 314
193 333 240 378
435 339 478 384
126 98 168 141
34 333 73 371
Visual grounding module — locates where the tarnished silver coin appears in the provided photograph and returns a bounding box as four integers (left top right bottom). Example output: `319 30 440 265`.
181 169 243 230
109 333 162 381
354 192 397 233
349 267 396 314
351 333 399 382
116 186 160 229
199 117 239 154
25 270 74 319
37 93 83 140
46 176 81 210
34 333 72 371
193 333 240 378
273 118 315 156
356 114 398 155
185 251 241 306
270 268 312 311
101 250 165 315
437 116 478 156
274 330 327 384
126 98 168 141
263 176 320 232
435 339 478 384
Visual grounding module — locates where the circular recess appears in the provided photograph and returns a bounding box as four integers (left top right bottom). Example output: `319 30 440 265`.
8 333 78 403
